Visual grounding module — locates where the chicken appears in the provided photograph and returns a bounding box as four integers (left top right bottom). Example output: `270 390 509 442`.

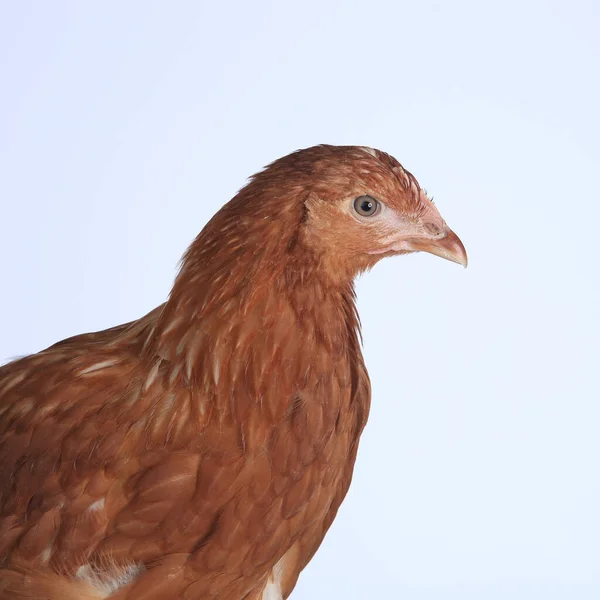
0 145 467 600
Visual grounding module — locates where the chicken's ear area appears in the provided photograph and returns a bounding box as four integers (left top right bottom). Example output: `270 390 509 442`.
407 227 468 267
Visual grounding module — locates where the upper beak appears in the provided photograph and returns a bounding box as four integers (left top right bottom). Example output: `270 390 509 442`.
408 226 468 267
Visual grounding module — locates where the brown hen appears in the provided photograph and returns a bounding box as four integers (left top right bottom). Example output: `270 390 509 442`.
0 145 466 600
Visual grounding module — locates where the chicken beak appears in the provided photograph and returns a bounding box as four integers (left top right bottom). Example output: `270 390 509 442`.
408 227 468 267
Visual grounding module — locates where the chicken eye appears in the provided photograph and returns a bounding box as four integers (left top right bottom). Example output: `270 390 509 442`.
353 195 380 217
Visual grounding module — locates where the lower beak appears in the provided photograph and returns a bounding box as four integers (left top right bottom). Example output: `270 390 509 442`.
407 227 468 267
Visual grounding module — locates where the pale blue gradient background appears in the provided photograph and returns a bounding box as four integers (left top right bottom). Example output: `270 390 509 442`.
1 1 599 598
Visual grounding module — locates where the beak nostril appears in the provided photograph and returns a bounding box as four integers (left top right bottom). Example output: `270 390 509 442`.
423 222 443 237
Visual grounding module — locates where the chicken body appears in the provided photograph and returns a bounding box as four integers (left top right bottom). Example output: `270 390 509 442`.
0 146 466 599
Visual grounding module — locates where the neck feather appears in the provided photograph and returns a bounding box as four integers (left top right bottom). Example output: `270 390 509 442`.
147 200 361 394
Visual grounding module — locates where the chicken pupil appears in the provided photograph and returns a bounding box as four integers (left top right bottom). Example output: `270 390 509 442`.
361 200 373 212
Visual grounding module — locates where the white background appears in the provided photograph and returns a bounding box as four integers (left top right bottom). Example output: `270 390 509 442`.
1 1 599 598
